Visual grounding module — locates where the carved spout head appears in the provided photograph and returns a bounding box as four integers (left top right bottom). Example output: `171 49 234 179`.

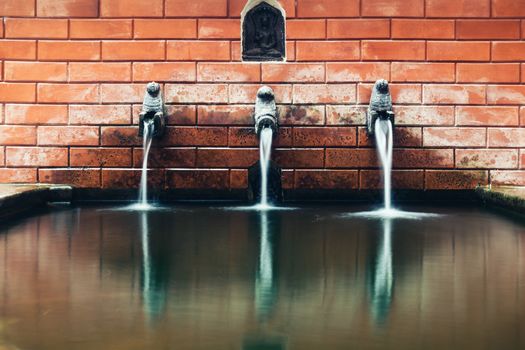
146 82 160 97
139 82 166 139
367 79 395 136
254 86 278 136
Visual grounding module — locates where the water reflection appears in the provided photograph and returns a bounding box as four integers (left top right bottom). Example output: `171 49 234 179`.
370 219 394 324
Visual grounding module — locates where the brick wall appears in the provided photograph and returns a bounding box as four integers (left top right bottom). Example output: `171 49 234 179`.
0 0 524 192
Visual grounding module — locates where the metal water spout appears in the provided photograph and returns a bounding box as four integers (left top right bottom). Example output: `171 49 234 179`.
366 79 395 136
254 85 278 136
138 82 166 138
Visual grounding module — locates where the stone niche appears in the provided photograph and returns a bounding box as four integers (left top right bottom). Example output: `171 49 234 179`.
241 0 286 62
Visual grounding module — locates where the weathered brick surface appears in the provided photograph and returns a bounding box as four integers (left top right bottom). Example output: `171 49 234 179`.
0 0 522 190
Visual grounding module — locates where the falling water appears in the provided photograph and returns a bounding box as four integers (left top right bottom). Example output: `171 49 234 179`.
259 127 273 208
374 119 394 210
138 120 154 207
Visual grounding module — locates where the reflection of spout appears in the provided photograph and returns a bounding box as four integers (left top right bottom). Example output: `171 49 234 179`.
255 211 276 320
367 79 395 136
371 219 394 324
254 86 278 136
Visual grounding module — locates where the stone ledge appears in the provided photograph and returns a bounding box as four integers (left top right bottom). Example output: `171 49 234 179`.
476 186 525 216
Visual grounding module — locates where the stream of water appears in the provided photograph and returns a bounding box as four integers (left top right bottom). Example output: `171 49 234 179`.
258 127 273 208
374 119 394 210
137 120 154 208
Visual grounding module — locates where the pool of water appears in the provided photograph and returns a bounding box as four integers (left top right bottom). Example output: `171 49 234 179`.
0 204 524 350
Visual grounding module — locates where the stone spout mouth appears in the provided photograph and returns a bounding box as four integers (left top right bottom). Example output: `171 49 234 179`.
138 82 166 139
367 79 395 136
254 86 278 136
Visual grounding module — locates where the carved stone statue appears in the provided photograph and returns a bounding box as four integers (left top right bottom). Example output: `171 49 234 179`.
139 82 166 138
367 79 395 135
254 85 278 136
242 2 285 61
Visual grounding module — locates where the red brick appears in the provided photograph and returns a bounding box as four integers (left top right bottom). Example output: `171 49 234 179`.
228 127 292 147
39 169 100 188
326 63 389 83
38 84 99 103
5 62 67 82
70 20 132 39
134 19 197 39
69 63 131 82
296 41 360 61
198 20 240 39
0 83 36 103
487 85 525 105
293 127 356 147
427 42 490 61
287 20 326 39
488 128 525 147
426 170 488 189
230 0 295 17
165 84 228 103
166 169 229 189
362 41 425 61
0 126 36 145
100 0 163 17
522 107 525 125
392 20 455 39
424 128 486 147
360 170 424 189
279 105 325 125
262 63 324 82
492 0 525 17
70 148 132 167
69 105 131 125
393 149 453 168
457 63 520 83
457 20 520 40
362 0 423 17
295 170 358 189
166 0 227 16
492 42 525 61
101 127 141 146
197 105 252 125
521 149 525 169
160 127 228 147
38 41 100 61
0 168 36 183
358 84 422 104
0 148 4 166
5 19 67 39
0 41 36 60
37 0 98 17
391 63 455 83
230 169 247 189
423 85 486 105
102 41 165 61
195 148 258 168
395 106 454 126
327 19 389 39
274 149 324 168
134 148 196 168
457 106 519 126
133 63 195 82
326 149 377 168
456 149 518 169
490 171 525 186
426 0 490 17
229 84 292 104
197 63 260 83
297 0 359 17
102 169 165 189
167 41 230 61
101 84 143 103
38 126 99 146
293 84 356 104
5 104 68 124
358 126 422 147
326 106 366 125
0 0 34 16
6 147 67 167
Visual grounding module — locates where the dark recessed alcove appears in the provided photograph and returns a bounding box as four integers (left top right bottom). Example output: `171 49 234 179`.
242 1 285 62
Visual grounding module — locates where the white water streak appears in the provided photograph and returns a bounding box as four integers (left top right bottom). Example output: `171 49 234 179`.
259 127 274 207
138 120 154 206
374 119 393 210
